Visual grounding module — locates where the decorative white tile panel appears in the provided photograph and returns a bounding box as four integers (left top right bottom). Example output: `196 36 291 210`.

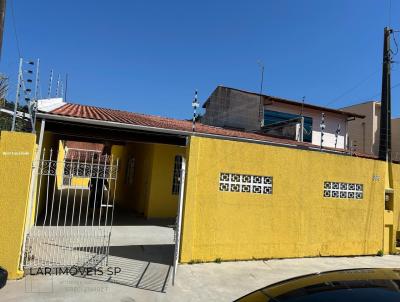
219 173 273 194
323 181 363 199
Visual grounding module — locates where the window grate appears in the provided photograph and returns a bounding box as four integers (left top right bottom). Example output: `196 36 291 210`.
323 181 363 199
172 156 183 195
219 173 273 194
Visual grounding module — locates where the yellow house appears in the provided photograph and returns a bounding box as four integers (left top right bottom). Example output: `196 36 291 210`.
0 98 399 279
36 100 400 259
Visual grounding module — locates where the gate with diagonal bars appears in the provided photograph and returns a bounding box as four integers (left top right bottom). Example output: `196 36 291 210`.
21 147 119 272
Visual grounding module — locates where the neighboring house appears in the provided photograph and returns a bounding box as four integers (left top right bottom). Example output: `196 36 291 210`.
202 86 365 149
341 101 400 160
393 118 400 160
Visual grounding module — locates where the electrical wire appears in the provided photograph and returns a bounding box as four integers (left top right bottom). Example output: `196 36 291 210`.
10 0 22 58
351 82 400 105
391 30 399 56
325 69 380 107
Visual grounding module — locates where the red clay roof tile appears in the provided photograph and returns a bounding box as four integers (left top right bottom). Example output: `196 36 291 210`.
49 103 306 143
45 103 376 159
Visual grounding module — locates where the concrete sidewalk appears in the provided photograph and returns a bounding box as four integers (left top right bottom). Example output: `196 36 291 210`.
2 255 400 302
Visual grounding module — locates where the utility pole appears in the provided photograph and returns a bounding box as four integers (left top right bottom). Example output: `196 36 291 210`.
0 0 5 60
378 27 392 161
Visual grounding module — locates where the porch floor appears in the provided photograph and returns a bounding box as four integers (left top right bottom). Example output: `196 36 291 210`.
25 208 176 292
99 211 175 291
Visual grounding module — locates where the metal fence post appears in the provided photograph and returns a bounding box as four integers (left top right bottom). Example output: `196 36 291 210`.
172 157 186 286
19 119 45 271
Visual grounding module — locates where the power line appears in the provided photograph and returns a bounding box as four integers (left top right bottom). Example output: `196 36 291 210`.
391 30 399 56
325 69 380 106
349 82 400 105
391 82 400 89
10 0 21 57
326 27 400 109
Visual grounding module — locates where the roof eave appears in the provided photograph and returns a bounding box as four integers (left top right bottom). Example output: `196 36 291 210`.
36 112 191 137
263 99 365 119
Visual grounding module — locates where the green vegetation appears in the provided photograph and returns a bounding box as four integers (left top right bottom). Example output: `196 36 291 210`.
0 100 30 132
0 75 30 132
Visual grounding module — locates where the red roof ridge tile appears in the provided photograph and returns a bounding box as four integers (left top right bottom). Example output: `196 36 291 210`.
55 102 189 123
51 102 246 130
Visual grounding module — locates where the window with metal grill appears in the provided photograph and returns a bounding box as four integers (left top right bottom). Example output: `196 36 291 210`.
172 156 183 195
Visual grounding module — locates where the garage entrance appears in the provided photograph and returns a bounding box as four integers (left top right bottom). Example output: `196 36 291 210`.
22 118 187 291
22 147 119 270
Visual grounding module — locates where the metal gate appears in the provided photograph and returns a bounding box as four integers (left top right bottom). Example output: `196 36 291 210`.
21 147 119 271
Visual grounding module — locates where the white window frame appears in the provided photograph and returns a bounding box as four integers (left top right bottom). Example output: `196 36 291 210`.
172 155 183 195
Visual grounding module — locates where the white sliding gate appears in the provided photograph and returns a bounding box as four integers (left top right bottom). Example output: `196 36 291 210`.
22 148 119 271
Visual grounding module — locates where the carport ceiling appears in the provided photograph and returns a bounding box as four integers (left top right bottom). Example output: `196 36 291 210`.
42 119 187 146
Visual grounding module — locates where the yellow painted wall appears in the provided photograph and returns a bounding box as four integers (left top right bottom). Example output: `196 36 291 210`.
70 177 90 187
146 143 186 218
1 129 398 277
56 140 65 190
180 136 396 262
131 143 155 215
384 225 393 254
34 131 58 219
111 142 154 213
110 142 186 218
54 139 91 190
111 144 126 207
0 131 36 279
389 164 400 246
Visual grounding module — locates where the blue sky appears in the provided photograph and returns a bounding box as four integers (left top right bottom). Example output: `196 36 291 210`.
1 0 400 119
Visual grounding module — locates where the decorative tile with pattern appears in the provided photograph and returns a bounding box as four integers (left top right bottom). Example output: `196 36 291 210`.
219 173 273 194
323 181 363 199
